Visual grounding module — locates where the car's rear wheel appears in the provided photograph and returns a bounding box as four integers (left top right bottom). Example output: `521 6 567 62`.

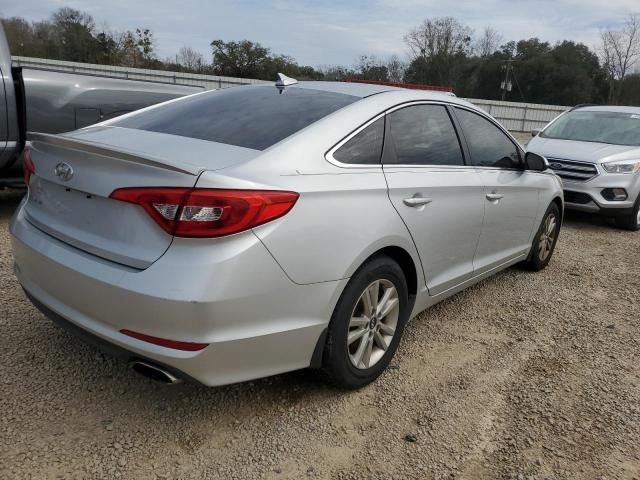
321 255 409 389
523 203 561 271
614 198 640 231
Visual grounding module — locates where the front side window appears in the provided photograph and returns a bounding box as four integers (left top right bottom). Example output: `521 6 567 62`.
332 118 384 164
455 108 521 169
386 105 464 166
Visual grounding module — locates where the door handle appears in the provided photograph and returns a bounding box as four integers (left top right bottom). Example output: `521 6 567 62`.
403 196 433 207
485 193 504 201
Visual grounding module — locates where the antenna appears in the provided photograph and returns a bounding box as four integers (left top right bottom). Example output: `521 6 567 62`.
275 73 298 93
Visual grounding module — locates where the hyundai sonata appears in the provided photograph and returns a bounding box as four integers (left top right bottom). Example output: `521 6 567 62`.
11 77 563 388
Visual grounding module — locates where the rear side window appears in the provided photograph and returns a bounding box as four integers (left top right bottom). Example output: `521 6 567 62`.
114 86 358 150
455 108 521 169
332 118 384 164
386 105 464 165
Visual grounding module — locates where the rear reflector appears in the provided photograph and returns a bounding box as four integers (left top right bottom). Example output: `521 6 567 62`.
109 188 298 238
120 329 209 351
23 147 35 186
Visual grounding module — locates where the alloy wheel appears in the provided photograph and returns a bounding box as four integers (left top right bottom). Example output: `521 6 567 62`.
538 213 557 261
347 279 400 370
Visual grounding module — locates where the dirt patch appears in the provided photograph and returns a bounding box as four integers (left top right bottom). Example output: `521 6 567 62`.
1 194 638 480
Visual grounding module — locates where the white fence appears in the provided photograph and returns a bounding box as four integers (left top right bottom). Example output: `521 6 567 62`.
12 56 569 132
11 56 267 90
467 98 567 133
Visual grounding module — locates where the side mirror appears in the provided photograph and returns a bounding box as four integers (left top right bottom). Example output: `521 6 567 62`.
525 152 548 172
531 128 542 137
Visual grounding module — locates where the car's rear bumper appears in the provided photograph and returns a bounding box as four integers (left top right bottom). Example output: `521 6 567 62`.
10 200 345 386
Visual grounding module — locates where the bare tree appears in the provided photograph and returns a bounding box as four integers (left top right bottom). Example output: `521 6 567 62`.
601 13 640 103
354 55 389 81
404 17 472 60
386 54 406 82
475 26 503 57
404 17 472 86
177 46 204 72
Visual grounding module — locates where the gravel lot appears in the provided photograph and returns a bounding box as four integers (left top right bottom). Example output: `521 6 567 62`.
1 188 639 480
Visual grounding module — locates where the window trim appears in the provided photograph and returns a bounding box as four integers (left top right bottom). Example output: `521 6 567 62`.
325 112 386 169
382 102 469 168
325 100 525 170
451 105 526 172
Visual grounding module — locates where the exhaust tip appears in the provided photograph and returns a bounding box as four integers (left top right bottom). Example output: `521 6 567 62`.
130 360 183 384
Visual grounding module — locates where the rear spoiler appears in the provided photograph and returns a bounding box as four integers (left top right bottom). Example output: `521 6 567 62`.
27 131 200 175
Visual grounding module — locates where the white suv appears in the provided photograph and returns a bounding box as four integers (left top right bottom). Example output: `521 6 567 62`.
528 105 640 230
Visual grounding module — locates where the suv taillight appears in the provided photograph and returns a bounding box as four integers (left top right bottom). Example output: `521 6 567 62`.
109 187 299 238
23 147 35 186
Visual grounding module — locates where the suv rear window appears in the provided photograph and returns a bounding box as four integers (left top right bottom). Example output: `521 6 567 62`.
114 86 358 150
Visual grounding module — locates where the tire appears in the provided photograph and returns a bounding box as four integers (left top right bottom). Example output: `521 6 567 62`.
321 255 410 389
523 202 561 271
614 197 640 231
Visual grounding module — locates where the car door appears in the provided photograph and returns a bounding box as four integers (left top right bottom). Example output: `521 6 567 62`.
453 107 540 274
383 103 485 296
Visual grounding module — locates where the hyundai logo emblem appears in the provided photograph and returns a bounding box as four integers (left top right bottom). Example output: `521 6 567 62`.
550 162 564 170
54 162 74 181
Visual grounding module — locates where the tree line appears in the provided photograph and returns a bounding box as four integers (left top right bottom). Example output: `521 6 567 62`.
2 8 640 106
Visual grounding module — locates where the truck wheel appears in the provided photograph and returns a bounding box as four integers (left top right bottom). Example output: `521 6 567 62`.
321 255 409 389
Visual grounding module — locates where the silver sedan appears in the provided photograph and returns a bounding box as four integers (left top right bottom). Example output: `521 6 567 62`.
11 79 563 388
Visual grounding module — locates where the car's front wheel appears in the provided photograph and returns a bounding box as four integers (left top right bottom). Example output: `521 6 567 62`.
614 197 640 231
321 255 410 389
523 202 561 271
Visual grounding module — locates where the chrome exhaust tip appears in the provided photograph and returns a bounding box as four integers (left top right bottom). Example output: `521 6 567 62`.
130 360 183 384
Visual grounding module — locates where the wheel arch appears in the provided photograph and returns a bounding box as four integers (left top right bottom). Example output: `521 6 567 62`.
551 195 564 224
309 243 420 369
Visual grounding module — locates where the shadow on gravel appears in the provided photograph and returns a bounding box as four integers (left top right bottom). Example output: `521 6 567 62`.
562 210 616 230
0 189 25 220
31 309 334 414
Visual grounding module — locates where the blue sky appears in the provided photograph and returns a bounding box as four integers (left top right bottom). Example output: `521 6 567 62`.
1 0 637 66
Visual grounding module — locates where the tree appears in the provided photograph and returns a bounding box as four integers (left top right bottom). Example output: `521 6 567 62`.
476 26 503 57
1 17 36 56
177 46 204 72
209 39 322 80
404 17 472 86
386 54 406 82
404 17 472 59
210 39 270 78
135 28 155 65
601 14 640 103
353 55 389 81
50 8 98 62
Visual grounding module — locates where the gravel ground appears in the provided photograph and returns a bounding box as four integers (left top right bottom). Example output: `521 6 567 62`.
1 189 639 480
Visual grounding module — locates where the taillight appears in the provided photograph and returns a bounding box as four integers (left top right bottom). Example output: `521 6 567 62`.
23 147 36 186
109 187 299 238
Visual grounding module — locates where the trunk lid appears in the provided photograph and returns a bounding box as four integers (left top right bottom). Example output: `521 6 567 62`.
24 127 259 269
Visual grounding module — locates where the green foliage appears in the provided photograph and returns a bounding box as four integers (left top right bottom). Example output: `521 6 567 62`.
209 39 322 80
1 8 157 67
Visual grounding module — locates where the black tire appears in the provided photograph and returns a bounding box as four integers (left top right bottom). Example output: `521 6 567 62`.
614 197 640 231
523 202 561 271
321 255 410 389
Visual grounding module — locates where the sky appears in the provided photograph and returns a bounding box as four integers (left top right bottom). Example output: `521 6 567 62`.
1 0 638 67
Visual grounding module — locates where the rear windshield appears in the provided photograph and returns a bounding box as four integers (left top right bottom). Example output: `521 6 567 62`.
541 110 640 146
114 86 358 150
